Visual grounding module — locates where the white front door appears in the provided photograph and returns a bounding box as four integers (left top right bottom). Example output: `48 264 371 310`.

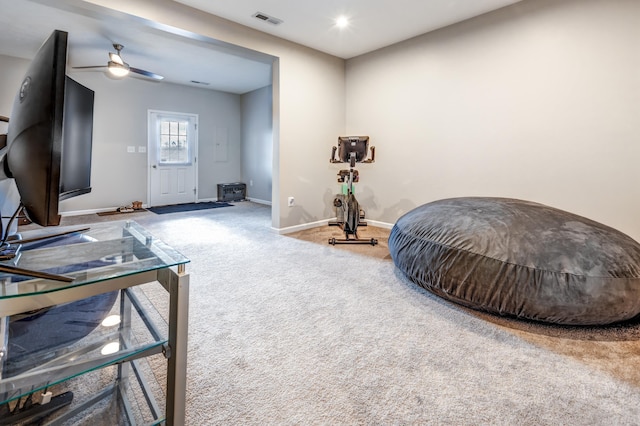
148 111 198 207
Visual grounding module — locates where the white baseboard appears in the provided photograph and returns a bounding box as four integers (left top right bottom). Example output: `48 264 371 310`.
273 217 393 235
61 204 394 232
63 200 222 216
199 197 269 205
247 197 272 206
273 218 330 235
60 207 121 216
60 198 271 217
365 219 394 229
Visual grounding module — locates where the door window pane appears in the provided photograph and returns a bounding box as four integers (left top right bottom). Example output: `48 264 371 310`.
159 119 190 164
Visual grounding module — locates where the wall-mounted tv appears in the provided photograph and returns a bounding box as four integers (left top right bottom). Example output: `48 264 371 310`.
1 29 94 228
60 77 94 201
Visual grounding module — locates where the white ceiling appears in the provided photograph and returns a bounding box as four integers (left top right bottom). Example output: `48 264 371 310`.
0 0 274 94
0 0 523 94
175 0 523 59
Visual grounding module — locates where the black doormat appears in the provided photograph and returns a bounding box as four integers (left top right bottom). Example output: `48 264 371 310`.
148 201 233 215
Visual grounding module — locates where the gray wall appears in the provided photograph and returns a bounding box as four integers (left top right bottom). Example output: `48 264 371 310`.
0 56 243 215
346 0 640 240
82 0 346 231
0 55 29 232
59 71 242 212
0 55 29 116
241 85 272 204
6 0 638 240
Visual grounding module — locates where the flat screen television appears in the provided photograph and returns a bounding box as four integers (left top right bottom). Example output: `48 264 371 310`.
60 77 94 201
2 29 94 228
0 34 102 412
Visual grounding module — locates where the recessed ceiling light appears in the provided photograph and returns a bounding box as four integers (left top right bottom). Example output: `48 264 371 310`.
336 16 349 29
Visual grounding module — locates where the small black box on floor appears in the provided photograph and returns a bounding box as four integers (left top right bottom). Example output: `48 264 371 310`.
217 182 246 202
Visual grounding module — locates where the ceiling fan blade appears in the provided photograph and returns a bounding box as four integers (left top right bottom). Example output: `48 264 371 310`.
130 67 164 81
72 65 107 70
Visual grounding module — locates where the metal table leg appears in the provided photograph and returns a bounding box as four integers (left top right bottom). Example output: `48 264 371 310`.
159 265 189 426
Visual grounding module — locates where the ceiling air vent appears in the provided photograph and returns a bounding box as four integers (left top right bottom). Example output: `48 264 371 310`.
252 12 283 26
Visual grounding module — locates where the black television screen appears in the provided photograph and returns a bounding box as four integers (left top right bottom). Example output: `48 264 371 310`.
60 77 94 201
3 29 93 227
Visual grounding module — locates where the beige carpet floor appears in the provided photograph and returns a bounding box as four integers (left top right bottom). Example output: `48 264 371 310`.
14 201 640 425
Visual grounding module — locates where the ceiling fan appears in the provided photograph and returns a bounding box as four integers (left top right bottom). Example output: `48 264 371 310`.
74 43 164 80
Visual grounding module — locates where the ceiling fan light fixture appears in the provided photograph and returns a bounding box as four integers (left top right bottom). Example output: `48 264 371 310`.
109 52 124 65
73 43 162 80
108 61 130 77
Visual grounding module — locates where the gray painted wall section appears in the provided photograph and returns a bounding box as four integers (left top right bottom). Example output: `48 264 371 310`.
80 0 347 231
241 85 272 204
5 0 638 241
0 56 243 216
59 71 241 212
346 0 640 240
0 55 29 233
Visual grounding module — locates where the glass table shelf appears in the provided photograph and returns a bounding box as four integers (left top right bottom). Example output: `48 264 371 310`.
0 221 189 425
0 221 189 305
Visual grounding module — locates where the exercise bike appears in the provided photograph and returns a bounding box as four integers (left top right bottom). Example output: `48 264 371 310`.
328 136 377 246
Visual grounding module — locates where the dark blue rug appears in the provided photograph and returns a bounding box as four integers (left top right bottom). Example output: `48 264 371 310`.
7 291 118 377
148 201 233 215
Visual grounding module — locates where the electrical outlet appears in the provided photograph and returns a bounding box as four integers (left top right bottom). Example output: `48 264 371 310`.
127 146 136 153
288 196 295 207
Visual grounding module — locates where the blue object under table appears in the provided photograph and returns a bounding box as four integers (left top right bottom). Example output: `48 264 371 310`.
388 197 640 325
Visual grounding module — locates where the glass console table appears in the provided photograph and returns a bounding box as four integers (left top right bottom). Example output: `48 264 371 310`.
0 221 189 425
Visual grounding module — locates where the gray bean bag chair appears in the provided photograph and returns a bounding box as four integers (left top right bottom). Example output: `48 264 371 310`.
388 197 640 325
